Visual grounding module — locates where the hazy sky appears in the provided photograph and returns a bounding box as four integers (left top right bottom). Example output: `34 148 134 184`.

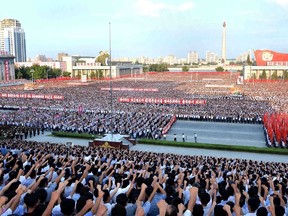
1 0 288 59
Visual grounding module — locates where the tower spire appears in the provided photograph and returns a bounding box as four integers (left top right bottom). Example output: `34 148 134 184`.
221 21 227 64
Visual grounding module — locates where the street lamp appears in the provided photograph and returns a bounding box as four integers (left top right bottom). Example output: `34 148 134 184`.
131 67 136 83
46 68 51 81
30 69 35 83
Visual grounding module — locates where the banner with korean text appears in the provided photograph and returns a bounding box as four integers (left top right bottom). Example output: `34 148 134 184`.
0 93 64 100
101 88 158 92
118 97 206 105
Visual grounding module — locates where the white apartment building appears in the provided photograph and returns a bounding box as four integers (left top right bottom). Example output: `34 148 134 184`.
15 61 67 72
236 50 253 63
0 19 26 62
205 51 219 63
187 51 198 64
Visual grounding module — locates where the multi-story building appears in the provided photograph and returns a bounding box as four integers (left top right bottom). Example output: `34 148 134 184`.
15 61 67 73
187 51 198 64
205 51 219 64
243 50 288 79
0 19 26 62
236 50 253 63
57 52 69 61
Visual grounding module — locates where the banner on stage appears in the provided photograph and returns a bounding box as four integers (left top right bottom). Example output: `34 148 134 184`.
118 97 206 105
0 93 64 100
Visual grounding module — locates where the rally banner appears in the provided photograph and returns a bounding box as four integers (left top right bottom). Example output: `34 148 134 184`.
101 87 159 92
0 93 64 100
162 115 177 135
118 97 206 105
5 61 9 81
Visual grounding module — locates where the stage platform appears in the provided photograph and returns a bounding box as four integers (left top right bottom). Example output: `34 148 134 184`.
89 134 136 150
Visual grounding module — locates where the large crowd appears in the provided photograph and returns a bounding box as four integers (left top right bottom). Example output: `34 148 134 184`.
0 73 284 132
0 73 287 215
0 140 287 216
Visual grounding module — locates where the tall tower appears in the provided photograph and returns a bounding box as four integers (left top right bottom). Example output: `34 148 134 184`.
0 19 26 62
221 21 226 64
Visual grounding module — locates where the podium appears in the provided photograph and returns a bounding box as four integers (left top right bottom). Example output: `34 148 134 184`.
89 134 136 150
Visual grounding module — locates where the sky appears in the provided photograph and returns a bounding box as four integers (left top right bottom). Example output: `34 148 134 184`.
1 0 288 59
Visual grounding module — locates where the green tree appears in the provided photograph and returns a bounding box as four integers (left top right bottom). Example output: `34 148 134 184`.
62 71 71 77
143 66 149 72
149 63 169 72
260 70 266 80
90 71 96 79
51 69 62 78
182 65 189 72
16 71 23 79
15 66 30 79
215 66 224 72
271 71 278 80
95 51 110 66
284 70 288 80
247 54 252 65
76 71 81 79
96 70 104 79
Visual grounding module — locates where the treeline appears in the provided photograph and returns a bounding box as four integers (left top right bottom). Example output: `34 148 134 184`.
144 63 169 72
15 65 70 80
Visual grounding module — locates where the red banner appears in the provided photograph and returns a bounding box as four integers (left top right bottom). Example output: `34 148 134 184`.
254 50 288 66
4 61 9 81
118 97 206 105
0 93 64 100
162 115 177 134
101 87 159 92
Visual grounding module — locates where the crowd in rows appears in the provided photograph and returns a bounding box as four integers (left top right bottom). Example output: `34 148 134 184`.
0 74 281 122
0 110 171 140
0 139 287 215
0 125 44 140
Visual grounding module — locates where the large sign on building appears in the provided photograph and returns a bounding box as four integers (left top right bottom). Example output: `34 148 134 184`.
254 50 288 66
0 53 15 81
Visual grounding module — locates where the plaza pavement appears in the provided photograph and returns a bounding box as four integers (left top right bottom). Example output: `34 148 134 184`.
25 120 288 163
167 121 266 147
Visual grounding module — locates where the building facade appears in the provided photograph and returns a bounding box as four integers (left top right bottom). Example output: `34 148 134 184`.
0 52 15 81
15 61 67 72
236 50 253 63
187 51 198 64
0 19 26 62
205 51 219 64
244 50 288 79
72 62 143 79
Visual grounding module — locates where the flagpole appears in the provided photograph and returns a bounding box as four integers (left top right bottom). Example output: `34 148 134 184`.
109 22 113 140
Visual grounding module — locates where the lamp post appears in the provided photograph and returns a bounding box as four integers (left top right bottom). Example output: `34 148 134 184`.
30 69 35 83
131 67 136 83
46 68 51 81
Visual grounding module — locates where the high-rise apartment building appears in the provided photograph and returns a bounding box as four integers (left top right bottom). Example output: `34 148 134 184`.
187 51 198 64
0 19 26 62
236 50 253 63
206 51 219 63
